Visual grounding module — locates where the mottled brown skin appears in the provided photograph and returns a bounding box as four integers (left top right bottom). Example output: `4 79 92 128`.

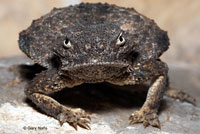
19 3 172 130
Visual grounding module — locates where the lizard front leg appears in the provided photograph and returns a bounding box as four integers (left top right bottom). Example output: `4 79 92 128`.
120 60 168 128
129 75 167 128
107 60 168 128
25 69 91 130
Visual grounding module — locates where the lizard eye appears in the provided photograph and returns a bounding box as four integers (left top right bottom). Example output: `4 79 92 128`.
116 32 125 46
63 37 72 48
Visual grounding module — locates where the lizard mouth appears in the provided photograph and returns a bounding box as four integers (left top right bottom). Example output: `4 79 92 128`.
61 62 129 82
62 62 129 70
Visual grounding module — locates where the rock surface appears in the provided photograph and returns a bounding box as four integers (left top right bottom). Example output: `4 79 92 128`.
0 56 200 134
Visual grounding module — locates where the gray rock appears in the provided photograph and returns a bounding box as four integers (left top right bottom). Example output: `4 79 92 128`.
0 56 200 134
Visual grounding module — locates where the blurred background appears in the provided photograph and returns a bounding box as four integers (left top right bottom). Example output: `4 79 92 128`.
0 0 200 68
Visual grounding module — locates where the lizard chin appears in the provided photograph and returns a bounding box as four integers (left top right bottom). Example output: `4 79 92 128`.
62 62 129 82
